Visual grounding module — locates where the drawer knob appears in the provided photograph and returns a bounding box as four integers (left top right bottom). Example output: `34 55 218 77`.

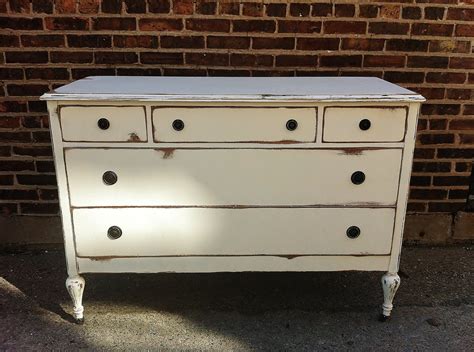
98 118 110 130
346 226 361 239
351 171 365 185
359 119 371 131
286 119 298 131
102 171 118 185
172 119 185 131
107 226 122 240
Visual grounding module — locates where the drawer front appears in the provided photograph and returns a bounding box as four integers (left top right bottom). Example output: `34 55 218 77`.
73 207 395 257
152 107 316 143
60 106 147 142
323 107 406 142
65 148 402 207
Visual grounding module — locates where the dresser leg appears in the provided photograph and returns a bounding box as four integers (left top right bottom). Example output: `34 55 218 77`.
66 276 85 324
379 272 400 322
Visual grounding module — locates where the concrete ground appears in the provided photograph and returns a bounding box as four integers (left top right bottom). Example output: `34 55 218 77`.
0 246 473 351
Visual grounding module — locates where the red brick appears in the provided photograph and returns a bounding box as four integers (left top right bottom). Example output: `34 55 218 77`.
297 38 339 51
36 160 55 172
0 101 27 112
0 190 38 200
410 176 431 187
450 57 474 69
186 19 230 32
196 1 216 15
413 161 451 173
207 36 250 49
320 55 362 67
438 148 474 159
426 72 466 84
68 35 112 48
386 39 429 52
20 203 59 215
25 68 69 80
384 71 425 84
93 18 136 30
402 6 421 19
428 202 465 213
51 51 93 63
450 120 474 130
173 0 193 15
433 176 470 186
208 69 251 77
45 17 89 30
0 175 13 185
219 2 239 15
161 36 205 49
456 24 474 37
0 17 43 30
447 7 474 21
408 56 448 68
341 38 384 51
418 133 455 145
425 7 445 20
369 22 409 35
148 0 170 14
21 35 64 47
95 52 138 64
335 4 355 17
28 101 47 113
0 35 19 47
278 20 321 33
186 53 229 66
455 162 472 173
463 105 474 115
312 3 332 17
230 54 273 67
101 0 121 13
141 52 183 64
421 104 460 115
113 35 157 48
79 0 99 14
429 40 471 53
0 68 23 80
459 134 474 144
407 202 427 212
124 0 146 13
412 23 453 36
55 0 75 13
38 188 58 200
0 160 34 171
9 0 29 13
410 189 448 200
233 20 275 33
448 189 468 200
117 68 162 76
140 18 182 31
429 119 448 130
243 3 263 17
5 51 48 63
253 37 294 50
364 55 405 68
290 3 310 17
265 3 286 17
276 55 316 67
21 116 41 128
17 174 56 185
0 116 20 128
163 68 205 76
32 0 53 13
446 89 471 100
324 21 366 34
414 148 435 159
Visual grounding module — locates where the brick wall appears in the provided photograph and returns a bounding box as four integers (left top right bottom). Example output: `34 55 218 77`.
0 0 473 219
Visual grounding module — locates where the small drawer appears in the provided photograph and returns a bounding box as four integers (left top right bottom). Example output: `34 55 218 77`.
152 107 316 143
323 107 407 142
73 207 395 257
60 106 147 142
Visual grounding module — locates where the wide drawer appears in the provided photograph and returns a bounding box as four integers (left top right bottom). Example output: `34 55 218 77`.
152 107 316 143
65 148 402 207
73 207 395 257
323 107 407 142
60 106 147 142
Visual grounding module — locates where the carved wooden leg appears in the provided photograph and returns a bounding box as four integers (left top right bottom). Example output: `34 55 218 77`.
379 272 400 321
66 276 85 324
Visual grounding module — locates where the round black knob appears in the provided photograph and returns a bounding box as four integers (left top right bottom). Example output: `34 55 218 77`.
286 119 298 131
98 118 110 130
172 119 184 131
351 171 365 185
359 119 371 131
107 226 122 240
346 226 361 239
102 171 117 185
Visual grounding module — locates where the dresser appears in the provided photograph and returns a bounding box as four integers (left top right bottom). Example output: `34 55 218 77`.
42 76 424 323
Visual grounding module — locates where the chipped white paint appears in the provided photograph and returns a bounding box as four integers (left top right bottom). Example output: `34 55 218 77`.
42 76 424 322
65 276 85 322
381 273 401 318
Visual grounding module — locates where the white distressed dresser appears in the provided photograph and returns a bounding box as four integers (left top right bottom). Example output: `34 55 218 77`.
41 76 424 323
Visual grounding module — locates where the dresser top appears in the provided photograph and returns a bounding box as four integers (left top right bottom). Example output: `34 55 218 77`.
41 76 424 102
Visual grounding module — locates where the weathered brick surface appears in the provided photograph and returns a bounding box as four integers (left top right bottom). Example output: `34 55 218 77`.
0 0 473 218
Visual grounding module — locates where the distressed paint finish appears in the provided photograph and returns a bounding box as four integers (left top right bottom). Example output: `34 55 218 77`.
381 273 401 319
42 77 424 322
65 276 85 323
